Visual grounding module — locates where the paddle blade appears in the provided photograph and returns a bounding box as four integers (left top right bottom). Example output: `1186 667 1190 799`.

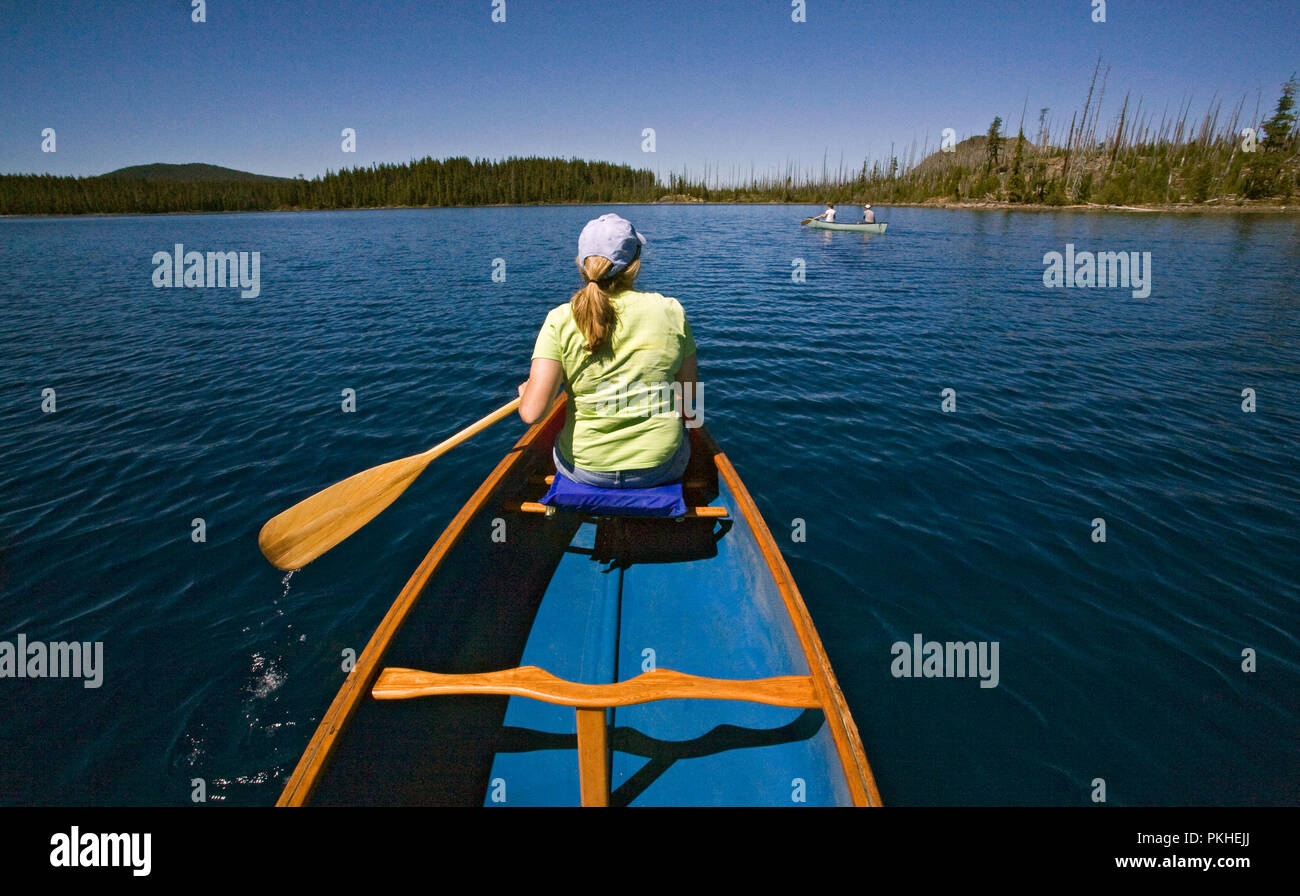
258 452 433 570
800 218 813 225
258 398 521 570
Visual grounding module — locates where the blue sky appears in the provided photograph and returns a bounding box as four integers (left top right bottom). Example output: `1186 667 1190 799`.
1 0 1296 181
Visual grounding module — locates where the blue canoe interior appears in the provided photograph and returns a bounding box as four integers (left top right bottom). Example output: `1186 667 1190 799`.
277 396 881 806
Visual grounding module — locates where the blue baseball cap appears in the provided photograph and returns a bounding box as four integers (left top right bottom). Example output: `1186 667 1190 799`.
577 214 646 277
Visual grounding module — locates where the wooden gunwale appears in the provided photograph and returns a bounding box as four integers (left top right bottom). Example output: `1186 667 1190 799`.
275 404 556 806
701 426 883 807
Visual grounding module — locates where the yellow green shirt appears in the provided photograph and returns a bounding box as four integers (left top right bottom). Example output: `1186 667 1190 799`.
532 289 696 471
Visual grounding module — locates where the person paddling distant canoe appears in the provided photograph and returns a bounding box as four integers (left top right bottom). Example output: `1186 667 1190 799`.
517 213 699 488
811 203 836 223
862 204 875 224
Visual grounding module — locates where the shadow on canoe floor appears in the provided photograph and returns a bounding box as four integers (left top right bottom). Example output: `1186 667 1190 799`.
493 708 826 807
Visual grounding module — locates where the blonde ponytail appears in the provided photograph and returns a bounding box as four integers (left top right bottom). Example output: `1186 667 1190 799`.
571 255 639 353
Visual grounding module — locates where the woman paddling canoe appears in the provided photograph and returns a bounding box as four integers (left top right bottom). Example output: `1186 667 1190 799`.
812 202 836 223
517 213 700 489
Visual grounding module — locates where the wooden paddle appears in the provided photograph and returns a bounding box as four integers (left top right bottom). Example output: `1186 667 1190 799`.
258 397 522 570
800 217 814 225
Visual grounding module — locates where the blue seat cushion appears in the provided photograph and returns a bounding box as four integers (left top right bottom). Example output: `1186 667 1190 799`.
539 471 688 518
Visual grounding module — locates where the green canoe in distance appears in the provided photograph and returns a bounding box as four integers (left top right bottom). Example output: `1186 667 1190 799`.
806 220 887 233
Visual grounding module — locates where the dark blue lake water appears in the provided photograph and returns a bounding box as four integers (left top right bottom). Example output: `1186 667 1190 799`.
1 205 1296 806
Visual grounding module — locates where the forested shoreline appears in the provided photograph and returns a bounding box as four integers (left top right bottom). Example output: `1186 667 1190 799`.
0 156 661 216
4 76 1295 216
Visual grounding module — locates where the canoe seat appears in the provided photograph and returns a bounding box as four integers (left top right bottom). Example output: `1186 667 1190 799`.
516 471 728 519
540 470 687 517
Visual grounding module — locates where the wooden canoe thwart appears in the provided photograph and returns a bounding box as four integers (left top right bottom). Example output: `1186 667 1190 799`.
373 666 823 709
277 395 882 807
515 501 730 518
375 666 825 808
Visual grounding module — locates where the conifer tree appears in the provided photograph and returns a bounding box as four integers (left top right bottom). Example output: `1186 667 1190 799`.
1260 77 1297 154
985 117 1004 172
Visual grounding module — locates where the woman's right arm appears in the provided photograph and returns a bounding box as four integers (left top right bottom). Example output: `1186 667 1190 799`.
518 358 563 424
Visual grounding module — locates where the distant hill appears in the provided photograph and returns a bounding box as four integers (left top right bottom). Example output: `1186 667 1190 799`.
910 135 1040 177
97 163 290 183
